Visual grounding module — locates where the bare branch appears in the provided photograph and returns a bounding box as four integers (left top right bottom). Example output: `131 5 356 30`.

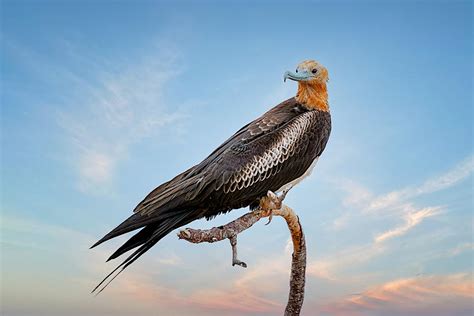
177 210 262 244
177 191 307 315
277 205 306 316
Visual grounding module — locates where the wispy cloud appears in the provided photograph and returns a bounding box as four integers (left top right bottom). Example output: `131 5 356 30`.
332 156 473 219
367 155 474 213
374 206 442 243
338 156 473 241
55 43 185 194
320 274 473 316
316 156 473 281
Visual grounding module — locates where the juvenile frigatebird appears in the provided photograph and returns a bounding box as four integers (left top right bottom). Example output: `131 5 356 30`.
91 60 331 293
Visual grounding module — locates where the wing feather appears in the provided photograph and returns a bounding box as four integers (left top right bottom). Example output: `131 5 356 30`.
213 111 319 194
134 98 307 216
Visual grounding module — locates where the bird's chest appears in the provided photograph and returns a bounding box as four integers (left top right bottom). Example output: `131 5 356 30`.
274 111 330 192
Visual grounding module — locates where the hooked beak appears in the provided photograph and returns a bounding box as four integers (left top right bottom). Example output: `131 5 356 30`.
284 70 311 82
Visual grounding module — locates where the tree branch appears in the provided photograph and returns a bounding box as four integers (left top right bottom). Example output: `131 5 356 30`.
177 191 306 315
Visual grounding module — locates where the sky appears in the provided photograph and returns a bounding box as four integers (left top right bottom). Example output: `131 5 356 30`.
1 0 472 315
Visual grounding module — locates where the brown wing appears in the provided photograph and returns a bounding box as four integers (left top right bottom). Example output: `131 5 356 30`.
194 106 331 218
134 97 311 216
91 98 331 294
91 98 307 248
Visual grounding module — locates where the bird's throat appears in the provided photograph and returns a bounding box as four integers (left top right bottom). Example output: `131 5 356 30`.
296 82 329 112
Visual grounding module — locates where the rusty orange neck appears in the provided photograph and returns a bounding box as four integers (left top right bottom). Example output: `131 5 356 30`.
296 81 329 112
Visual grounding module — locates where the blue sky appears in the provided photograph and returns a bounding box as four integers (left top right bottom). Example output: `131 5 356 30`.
1 1 472 315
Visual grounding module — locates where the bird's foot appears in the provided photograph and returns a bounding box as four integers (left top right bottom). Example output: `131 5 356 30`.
229 235 247 268
258 189 291 225
263 209 274 225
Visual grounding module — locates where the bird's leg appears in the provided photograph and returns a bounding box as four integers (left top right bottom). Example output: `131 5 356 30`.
229 235 247 268
259 187 293 225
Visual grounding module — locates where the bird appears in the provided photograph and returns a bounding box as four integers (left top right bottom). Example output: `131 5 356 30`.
91 59 332 293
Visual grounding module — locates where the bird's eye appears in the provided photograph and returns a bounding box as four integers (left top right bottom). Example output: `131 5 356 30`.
295 69 298 73
312 68 318 74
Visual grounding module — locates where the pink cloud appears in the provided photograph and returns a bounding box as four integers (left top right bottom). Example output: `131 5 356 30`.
319 274 473 316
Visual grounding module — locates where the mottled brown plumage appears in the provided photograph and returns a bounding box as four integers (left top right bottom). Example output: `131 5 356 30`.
91 60 331 293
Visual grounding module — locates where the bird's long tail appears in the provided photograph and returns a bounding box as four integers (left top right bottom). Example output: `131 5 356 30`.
91 212 191 295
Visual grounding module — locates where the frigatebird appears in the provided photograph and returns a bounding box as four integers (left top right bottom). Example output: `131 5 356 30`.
91 60 331 293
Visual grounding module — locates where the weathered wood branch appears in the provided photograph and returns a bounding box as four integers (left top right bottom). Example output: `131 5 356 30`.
177 191 306 315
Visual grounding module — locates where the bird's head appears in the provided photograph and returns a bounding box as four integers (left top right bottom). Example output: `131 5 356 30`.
284 60 328 84
284 60 329 112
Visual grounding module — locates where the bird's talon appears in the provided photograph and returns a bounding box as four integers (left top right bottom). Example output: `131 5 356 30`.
267 190 278 200
178 229 191 239
232 259 247 268
265 212 273 225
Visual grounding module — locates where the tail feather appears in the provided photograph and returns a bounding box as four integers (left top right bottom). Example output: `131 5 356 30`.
90 208 188 250
90 212 154 249
92 238 160 295
92 212 193 294
106 224 158 261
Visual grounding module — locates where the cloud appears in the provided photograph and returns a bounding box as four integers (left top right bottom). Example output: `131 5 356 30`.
320 274 473 316
374 206 442 243
352 157 472 247
309 155 472 311
367 155 474 213
319 156 472 277
310 205 441 281
416 156 474 195
55 43 186 194
330 156 473 219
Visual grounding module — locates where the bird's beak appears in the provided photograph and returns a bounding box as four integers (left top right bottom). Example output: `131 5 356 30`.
284 70 311 82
